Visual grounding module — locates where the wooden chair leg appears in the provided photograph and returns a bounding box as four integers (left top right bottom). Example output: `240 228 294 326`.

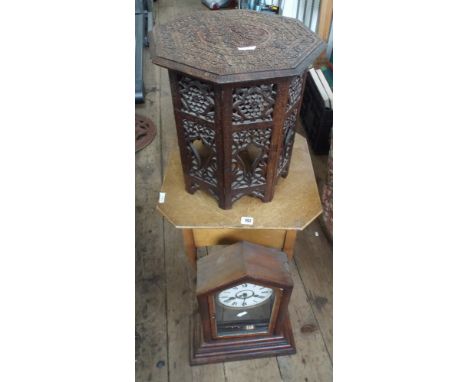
182 229 197 268
283 230 297 260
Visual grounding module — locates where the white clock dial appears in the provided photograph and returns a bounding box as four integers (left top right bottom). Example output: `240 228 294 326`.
217 283 273 308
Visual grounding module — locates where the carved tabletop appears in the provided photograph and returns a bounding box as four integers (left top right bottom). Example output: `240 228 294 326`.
150 10 324 84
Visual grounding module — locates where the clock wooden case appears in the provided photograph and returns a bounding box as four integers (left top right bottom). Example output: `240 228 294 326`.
191 241 295 365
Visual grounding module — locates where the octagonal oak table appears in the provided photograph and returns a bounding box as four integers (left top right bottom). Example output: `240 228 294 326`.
150 10 325 210
157 134 322 268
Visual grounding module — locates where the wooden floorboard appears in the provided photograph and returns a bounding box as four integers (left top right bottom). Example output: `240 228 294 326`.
294 222 333 359
224 358 283 382
135 0 333 380
276 261 333 381
135 48 168 381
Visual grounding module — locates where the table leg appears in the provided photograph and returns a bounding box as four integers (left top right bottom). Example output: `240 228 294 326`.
182 229 197 268
283 230 297 260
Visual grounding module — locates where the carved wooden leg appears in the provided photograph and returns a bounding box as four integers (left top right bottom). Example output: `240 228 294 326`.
185 179 198 194
282 230 297 260
220 198 232 210
186 185 197 194
182 229 197 268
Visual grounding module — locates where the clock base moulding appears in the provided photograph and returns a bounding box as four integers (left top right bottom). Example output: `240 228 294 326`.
190 311 296 365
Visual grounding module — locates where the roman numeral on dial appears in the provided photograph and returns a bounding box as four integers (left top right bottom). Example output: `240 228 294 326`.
217 283 274 308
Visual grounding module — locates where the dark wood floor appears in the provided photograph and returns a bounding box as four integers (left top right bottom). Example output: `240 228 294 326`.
136 1 332 380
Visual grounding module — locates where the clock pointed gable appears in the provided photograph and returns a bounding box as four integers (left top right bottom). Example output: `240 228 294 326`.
196 241 293 296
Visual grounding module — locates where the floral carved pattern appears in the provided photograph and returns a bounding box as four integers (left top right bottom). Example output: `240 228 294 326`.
183 119 217 187
153 10 324 80
179 76 215 122
287 76 303 110
231 128 272 190
232 85 276 125
278 108 298 175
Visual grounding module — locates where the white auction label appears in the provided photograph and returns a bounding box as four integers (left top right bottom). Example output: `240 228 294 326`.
238 46 256 51
159 192 166 203
240 216 254 225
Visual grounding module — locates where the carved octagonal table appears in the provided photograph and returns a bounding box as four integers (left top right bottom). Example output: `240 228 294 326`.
150 10 324 209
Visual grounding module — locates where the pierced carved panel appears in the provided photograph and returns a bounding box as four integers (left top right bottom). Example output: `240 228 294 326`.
232 85 277 125
278 108 298 175
206 186 219 201
231 188 266 204
183 119 217 187
231 128 272 190
179 76 215 122
287 76 303 109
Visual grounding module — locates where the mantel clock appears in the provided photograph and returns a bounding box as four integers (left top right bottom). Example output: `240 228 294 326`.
191 241 295 365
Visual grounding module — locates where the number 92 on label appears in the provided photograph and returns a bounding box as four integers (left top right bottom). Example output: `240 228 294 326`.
240 216 254 225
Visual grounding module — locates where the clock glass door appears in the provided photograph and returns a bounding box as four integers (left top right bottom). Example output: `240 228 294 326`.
213 282 278 338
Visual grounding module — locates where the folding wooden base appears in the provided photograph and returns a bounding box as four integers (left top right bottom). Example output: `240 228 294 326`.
190 312 296 366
